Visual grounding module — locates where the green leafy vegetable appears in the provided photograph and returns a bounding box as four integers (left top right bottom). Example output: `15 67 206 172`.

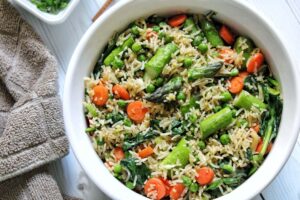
123 129 159 150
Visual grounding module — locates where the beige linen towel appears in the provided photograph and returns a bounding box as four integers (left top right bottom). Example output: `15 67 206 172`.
0 0 69 199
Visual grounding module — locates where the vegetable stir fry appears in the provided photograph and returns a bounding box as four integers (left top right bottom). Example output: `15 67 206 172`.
30 0 69 14
83 13 282 200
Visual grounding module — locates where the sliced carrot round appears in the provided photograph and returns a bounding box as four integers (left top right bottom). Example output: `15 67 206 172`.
113 147 125 161
239 71 249 80
144 178 167 200
138 146 154 158
218 48 235 63
247 52 265 73
169 183 185 200
92 85 109 106
112 84 130 100
127 101 148 123
196 167 215 186
158 177 171 196
167 14 187 27
229 76 244 94
219 25 234 45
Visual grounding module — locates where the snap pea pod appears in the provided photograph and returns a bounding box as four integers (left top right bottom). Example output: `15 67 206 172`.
146 77 183 103
183 17 199 33
201 19 224 47
144 43 179 80
103 36 134 66
161 138 190 167
188 62 223 81
234 36 254 67
233 90 267 110
200 107 233 139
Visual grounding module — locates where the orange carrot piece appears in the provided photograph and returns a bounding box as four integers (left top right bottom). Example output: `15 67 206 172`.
158 177 171 196
167 14 187 27
169 183 185 200
247 52 264 73
239 71 249 80
252 124 260 133
196 167 215 186
218 48 235 64
146 30 158 40
113 147 125 161
229 76 244 94
127 101 148 123
144 178 167 200
92 85 109 106
219 25 234 45
112 84 130 100
138 146 154 158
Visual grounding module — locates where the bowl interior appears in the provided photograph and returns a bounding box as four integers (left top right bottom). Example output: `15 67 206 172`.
64 0 300 199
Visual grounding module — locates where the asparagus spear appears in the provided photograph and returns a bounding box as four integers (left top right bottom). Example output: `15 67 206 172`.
233 90 267 110
201 18 224 47
146 76 183 103
144 43 178 80
103 36 134 66
188 62 223 81
200 107 233 139
161 138 190 167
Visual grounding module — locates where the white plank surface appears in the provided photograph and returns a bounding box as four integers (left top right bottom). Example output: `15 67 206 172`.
12 0 300 199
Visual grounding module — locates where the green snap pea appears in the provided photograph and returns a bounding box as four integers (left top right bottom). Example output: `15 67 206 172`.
113 164 122 174
144 43 178 80
220 134 231 145
131 42 142 53
233 90 267 110
201 19 224 47
161 138 190 167
200 107 233 139
146 84 156 93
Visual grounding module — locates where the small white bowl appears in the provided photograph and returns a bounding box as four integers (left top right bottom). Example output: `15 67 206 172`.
64 0 300 199
13 0 80 24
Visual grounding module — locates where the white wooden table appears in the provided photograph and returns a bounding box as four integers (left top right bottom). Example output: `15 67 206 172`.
12 0 300 199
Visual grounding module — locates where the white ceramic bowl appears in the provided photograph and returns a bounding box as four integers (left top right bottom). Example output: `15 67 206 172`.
64 0 300 199
13 0 80 24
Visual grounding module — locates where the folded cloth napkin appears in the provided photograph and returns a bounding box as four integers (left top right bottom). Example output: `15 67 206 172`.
0 0 69 199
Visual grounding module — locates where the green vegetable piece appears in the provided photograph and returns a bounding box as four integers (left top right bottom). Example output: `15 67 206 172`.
131 25 140 35
233 90 267 110
223 177 241 186
126 181 135 189
85 127 96 133
236 118 248 127
84 103 98 117
146 77 183 103
176 91 186 101
146 84 156 93
159 22 167 27
192 35 203 47
104 37 134 66
180 96 198 114
144 43 178 80
152 25 160 32
123 130 158 150
183 17 199 33
198 43 208 54
267 87 280 96
189 182 199 193
220 91 233 102
198 140 206 150
161 138 190 167
112 57 124 69
132 42 142 53
233 36 254 67
229 68 239 77
182 176 192 187
123 118 132 127
114 164 122 174
117 100 127 108
200 107 233 139
189 114 197 123
206 179 223 191
220 134 231 145
158 31 166 39
201 19 224 47
165 35 174 43
183 57 193 67
188 62 223 81
220 164 234 174
138 54 146 62
213 105 222 113
153 77 164 87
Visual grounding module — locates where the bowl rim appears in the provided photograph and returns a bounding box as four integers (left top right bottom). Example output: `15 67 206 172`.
13 0 80 24
64 0 300 199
